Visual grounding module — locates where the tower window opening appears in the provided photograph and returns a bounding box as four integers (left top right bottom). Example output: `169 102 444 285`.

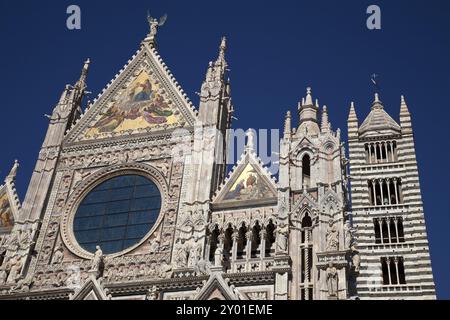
302 155 311 188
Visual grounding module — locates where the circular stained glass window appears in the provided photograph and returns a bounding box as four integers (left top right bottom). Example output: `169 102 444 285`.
73 174 161 255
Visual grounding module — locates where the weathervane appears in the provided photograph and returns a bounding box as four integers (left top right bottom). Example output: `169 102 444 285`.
147 11 168 39
371 73 381 93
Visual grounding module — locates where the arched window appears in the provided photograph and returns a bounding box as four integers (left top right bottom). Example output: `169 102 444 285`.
251 222 261 258
300 213 313 300
236 224 247 259
208 226 220 263
302 155 311 188
265 220 276 257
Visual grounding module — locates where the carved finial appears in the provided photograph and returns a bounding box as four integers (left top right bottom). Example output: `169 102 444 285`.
372 93 384 110
6 160 19 181
304 87 313 106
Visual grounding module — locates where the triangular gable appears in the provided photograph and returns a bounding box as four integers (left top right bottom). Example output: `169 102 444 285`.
70 275 111 300
194 273 239 300
66 42 197 144
213 149 277 208
0 161 21 234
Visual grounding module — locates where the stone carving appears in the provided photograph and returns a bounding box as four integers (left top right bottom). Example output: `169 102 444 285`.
174 243 189 268
6 231 19 251
247 291 268 300
188 244 202 268
326 263 338 298
146 285 159 300
194 259 211 276
326 219 339 252
47 222 59 238
0 269 7 285
156 263 173 279
19 227 35 250
6 256 23 284
149 237 160 255
52 243 64 264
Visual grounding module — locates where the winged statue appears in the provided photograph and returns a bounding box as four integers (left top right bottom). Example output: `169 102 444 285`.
147 12 168 38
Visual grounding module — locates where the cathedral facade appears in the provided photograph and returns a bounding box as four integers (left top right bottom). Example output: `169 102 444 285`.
0 24 436 300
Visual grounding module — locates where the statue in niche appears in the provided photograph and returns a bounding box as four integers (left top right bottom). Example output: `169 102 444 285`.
326 219 339 252
351 246 361 273
276 229 288 254
90 246 104 278
344 221 353 249
326 263 338 298
52 243 64 264
214 246 223 267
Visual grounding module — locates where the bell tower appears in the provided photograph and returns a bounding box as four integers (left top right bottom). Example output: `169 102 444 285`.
348 94 436 299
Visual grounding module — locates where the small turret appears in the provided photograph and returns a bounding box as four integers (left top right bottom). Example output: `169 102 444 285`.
321 105 330 133
296 87 320 136
284 111 292 139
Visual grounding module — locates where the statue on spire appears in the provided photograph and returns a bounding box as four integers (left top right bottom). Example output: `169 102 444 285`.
147 12 168 40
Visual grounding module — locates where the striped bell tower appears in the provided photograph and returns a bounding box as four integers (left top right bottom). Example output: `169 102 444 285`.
347 94 436 300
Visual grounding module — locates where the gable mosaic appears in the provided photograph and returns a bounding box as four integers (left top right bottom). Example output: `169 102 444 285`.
85 70 178 138
223 164 275 202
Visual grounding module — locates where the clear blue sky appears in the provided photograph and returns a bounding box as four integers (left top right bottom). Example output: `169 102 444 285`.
1 0 449 299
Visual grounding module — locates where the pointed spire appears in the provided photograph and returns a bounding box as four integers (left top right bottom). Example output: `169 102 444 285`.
348 102 359 138
284 111 292 138
321 105 330 133
218 36 227 64
74 58 90 91
400 95 412 133
400 95 410 114
6 160 19 182
348 102 358 122
304 87 313 106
